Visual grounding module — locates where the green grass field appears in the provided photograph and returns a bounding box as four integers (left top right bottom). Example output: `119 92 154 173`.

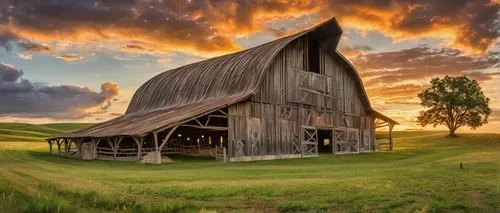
0 123 91 143
0 123 498 213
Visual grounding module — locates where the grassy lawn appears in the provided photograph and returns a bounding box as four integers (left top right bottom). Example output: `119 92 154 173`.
0 124 498 212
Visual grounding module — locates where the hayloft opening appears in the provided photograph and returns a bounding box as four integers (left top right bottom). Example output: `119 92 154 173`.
308 35 320 74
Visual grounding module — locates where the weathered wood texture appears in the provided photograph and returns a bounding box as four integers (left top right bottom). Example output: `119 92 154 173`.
49 17 397 162
50 18 345 139
229 34 380 159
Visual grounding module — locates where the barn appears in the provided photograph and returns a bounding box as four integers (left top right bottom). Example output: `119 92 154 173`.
47 18 398 164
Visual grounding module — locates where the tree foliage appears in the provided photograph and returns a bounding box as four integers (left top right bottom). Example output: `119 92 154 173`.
417 75 491 136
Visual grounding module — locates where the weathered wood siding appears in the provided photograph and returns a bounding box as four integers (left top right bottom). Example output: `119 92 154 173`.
228 37 375 159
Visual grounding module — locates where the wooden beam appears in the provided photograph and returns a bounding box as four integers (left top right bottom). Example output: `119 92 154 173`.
194 118 204 127
218 109 228 116
155 106 229 133
75 138 83 158
56 138 62 155
105 138 116 160
180 124 228 131
95 138 100 159
90 138 97 159
64 139 69 156
153 131 160 164
388 123 394 151
159 125 179 150
376 124 389 128
357 129 361 154
112 137 124 160
132 136 144 160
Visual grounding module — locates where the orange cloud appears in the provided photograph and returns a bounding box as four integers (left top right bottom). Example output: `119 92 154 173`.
56 54 84 62
338 45 373 58
349 46 499 110
1 0 497 57
205 0 499 55
120 44 151 53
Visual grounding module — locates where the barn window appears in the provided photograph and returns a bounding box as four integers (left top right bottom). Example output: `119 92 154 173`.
308 36 320 74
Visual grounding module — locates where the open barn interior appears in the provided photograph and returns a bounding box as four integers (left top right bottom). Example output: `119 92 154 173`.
317 129 333 153
71 107 230 162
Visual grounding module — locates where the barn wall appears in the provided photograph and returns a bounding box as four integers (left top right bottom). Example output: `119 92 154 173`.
229 36 375 161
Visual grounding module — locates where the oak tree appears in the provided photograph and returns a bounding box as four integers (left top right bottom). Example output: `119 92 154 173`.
417 75 491 137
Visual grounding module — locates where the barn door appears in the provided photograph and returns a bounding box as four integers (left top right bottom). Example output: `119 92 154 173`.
301 126 318 156
247 117 261 156
333 128 359 154
361 130 371 152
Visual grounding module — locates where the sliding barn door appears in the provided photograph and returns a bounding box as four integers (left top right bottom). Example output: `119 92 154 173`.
301 126 318 156
333 128 360 154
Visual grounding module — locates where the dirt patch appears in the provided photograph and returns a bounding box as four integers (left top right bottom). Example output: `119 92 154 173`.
465 190 484 205
245 200 279 213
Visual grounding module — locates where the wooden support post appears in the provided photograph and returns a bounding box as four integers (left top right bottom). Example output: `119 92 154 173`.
56 139 62 155
223 147 227 162
90 138 95 159
75 139 80 155
115 137 123 160
75 139 80 158
159 125 179 151
113 138 118 160
331 130 336 154
372 118 377 151
388 123 394 151
107 137 123 160
94 138 102 159
76 138 84 159
153 131 160 164
315 128 319 155
106 138 115 159
64 139 69 156
357 129 361 154
133 136 144 161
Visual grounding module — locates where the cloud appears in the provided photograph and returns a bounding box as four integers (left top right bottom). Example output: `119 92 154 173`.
351 46 499 105
0 30 52 52
1 1 497 56
1 1 241 56
120 44 151 53
56 54 84 61
17 53 32 60
18 42 51 53
353 46 499 85
490 109 500 122
339 45 373 58
157 57 172 64
266 27 289 38
321 0 500 54
113 55 135 61
365 84 425 102
0 62 119 119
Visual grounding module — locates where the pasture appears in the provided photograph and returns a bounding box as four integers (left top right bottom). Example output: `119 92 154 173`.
0 123 498 212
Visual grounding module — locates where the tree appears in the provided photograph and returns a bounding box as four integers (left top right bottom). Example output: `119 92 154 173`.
417 75 491 137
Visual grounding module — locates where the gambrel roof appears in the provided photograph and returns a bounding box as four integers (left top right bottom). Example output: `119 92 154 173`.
51 17 394 139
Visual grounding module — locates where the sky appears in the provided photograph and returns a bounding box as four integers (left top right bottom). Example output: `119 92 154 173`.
0 0 499 133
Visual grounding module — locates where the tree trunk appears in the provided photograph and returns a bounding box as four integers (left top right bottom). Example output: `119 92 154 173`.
448 127 458 137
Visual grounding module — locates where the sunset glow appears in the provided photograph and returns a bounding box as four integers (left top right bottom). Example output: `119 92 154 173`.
0 0 498 133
